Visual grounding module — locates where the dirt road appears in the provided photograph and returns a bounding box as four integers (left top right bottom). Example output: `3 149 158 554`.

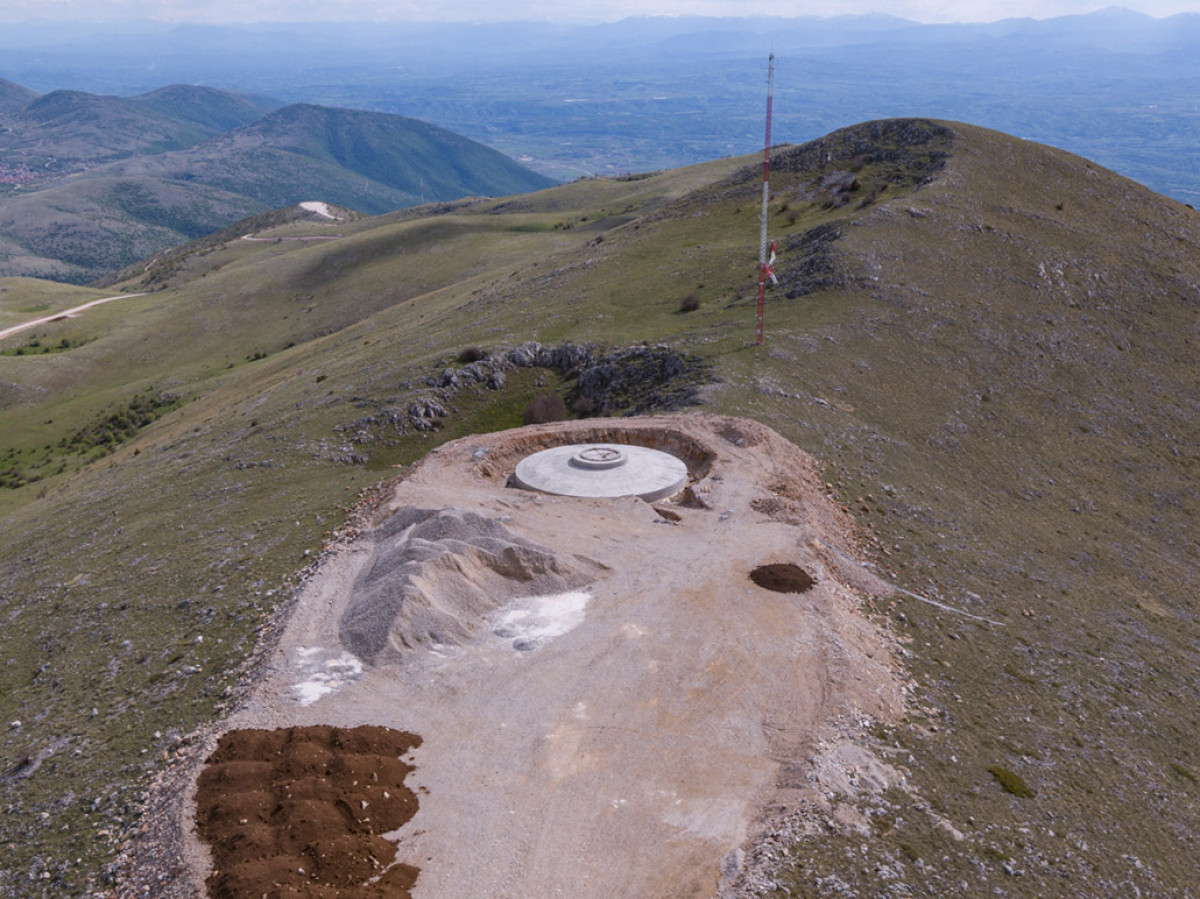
0 292 145 342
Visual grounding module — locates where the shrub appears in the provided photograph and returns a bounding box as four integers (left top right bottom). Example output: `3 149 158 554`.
988 765 1035 798
678 294 701 314
523 393 567 425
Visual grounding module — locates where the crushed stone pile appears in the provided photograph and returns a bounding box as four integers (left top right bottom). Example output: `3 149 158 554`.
338 507 600 662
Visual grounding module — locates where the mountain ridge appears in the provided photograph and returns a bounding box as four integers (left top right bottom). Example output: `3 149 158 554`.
0 76 37 113
0 118 1196 897
0 82 555 283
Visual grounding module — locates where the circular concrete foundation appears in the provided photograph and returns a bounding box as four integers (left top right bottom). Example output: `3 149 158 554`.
513 443 688 502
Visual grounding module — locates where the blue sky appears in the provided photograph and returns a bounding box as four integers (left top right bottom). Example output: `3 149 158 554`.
0 0 1195 25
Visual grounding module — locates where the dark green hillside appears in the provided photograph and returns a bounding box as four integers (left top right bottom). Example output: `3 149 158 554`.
143 103 557 213
0 80 278 280
0 90 555 283
0 77 37 113
0 174 270 283
0 120 1196 897
8 88 270 167
128 84 282 133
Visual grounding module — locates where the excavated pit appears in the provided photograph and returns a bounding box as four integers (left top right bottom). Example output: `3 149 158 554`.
749 563 817 594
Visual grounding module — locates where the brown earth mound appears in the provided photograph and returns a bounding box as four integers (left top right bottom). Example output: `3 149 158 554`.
749 563 817 594
195 725 422 899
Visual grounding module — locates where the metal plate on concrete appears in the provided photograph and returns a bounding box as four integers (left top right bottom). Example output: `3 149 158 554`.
513 443 688 502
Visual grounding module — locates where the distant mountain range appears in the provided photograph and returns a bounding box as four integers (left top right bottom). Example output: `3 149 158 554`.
0 82 554 283
6 11 1194 202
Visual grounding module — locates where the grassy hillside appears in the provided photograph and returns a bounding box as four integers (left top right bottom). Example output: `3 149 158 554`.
128 85 282 134
0 119 1196 897
0 85 554 284
114 104 557 216
4 87 275 172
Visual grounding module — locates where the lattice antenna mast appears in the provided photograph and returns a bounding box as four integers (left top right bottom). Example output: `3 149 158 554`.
755 54 776 346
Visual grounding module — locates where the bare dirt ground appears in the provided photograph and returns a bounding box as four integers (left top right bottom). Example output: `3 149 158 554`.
298 202 340 220
116 414 909 898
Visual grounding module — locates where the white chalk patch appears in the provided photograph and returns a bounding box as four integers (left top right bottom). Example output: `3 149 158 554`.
299 201 337 219
292 647 364 704
493 591 590 652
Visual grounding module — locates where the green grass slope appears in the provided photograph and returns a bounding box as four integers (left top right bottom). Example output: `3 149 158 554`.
0 119 1196 897
202 104 557 208
0 175 270 283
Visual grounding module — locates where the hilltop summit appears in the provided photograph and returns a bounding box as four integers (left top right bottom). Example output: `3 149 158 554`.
0 119 1196 898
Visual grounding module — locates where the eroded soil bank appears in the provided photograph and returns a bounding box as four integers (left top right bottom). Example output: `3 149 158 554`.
121 414 908 898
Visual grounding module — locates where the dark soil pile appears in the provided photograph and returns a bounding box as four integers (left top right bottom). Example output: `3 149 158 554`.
195 725 422 898
749 563 816 594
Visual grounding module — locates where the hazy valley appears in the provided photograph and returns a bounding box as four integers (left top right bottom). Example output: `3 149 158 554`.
2 10 1198 200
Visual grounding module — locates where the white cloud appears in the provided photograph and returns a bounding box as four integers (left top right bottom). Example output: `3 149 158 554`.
0 0 1195 24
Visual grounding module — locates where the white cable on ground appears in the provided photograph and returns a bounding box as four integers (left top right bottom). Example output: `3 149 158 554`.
815 537 1004 626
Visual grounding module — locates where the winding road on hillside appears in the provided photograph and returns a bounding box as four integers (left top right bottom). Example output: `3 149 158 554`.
0 292 145 342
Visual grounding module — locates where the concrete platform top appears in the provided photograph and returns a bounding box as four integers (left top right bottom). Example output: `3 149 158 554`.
512 443 688 502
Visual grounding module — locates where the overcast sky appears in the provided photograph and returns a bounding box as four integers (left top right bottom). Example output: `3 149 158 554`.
0 0 1195 25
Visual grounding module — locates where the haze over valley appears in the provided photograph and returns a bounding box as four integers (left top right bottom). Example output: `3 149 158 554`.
2 10 1199 198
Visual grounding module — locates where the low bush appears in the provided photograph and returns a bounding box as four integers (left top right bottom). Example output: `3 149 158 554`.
523 393 567 425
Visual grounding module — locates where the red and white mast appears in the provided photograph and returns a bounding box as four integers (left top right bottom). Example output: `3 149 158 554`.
755 53 775 346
